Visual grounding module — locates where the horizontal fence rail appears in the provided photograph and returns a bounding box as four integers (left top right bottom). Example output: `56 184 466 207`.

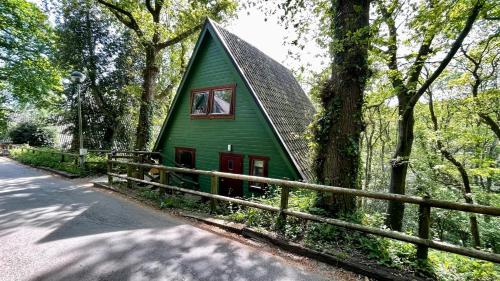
15 147 158 174
20 147 79 158
106 159 500 263
88 149 162 155
108 160 500 216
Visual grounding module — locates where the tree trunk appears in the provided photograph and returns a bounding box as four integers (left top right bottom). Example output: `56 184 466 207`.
386 96 415 231
314 0 370 215
134 46 158 151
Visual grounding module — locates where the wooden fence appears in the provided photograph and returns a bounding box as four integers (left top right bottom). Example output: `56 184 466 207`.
19 147 80 164
106 159 500 263
13 147 162 173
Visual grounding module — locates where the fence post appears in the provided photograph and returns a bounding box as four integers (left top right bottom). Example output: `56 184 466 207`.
61 153 65 163
107 154 113 187
210 174 219 213
276 186 290 233
79 152 85 173
138 153 145 180
417 195 431 262
126 162 132 189
159 169 167 195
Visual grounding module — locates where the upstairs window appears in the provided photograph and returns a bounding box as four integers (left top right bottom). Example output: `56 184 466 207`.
191 91 209 115
190 85 235 118
211 89 232 115
249 156 269 192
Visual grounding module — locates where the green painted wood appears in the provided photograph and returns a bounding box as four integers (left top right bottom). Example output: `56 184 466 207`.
157 32 299 196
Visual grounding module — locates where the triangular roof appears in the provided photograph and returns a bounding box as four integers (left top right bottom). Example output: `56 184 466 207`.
154 18 315 181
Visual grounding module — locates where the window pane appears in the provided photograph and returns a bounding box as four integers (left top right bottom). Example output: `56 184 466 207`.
179 151 193 168
211 89 232 114
252 160 265 177
192 92 209 114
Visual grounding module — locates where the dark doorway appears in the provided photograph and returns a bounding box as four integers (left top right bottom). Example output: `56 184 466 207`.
219 153 243 197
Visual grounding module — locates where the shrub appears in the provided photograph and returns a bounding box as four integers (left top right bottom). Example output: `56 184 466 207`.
9 122 54 147
9 147 80 174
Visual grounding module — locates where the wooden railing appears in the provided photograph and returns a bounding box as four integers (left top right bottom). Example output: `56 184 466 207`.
106 159 500 263
14 147 161 175
19 147 80 164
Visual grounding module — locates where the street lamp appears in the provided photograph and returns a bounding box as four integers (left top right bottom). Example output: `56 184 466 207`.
70 71 86 170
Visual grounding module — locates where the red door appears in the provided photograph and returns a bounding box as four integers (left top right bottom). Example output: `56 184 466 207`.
219 153 243 197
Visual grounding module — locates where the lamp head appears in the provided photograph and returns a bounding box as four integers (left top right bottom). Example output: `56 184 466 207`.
70 71 86 83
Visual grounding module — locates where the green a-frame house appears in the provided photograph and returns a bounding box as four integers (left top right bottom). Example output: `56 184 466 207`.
154 19 314 197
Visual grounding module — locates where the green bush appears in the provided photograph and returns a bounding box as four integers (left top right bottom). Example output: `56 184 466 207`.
10 148 80 174
430 251 499 281
9 148 106 175
9 122 54 147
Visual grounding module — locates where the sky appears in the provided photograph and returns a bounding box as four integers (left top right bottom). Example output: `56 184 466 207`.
227 6 326 74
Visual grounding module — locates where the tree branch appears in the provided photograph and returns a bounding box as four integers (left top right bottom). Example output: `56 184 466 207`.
479 114 500 139
156 23 203 50
154 0 164 18
145 0 155 15
97 0 144 38
378 1 407 93
408 0 484 108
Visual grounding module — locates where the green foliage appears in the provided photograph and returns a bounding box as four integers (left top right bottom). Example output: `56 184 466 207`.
9 122 55 147
429 251 499 281
0 96 10 139
159 195 210 213
141 190 161 201
9 147 107 175
53 0 142 150
10 148 80 175
0 0 62 107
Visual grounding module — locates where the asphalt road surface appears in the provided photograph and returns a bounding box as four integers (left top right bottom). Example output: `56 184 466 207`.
0 157 347 281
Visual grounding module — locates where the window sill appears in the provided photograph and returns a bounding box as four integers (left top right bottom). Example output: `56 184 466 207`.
190 114 235 120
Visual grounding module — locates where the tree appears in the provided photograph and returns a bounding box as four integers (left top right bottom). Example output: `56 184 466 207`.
310 0 370 215
0 0 61 107
245 0 369 214
9 121 54 147
53 0 142 150
373 0 484 231
460 34 500 139
427 91 480 247
97 0 237 150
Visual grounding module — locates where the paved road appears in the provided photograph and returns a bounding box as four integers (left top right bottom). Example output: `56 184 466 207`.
0 158 340 281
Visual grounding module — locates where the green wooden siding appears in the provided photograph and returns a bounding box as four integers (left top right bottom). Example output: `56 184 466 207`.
158 31 299 195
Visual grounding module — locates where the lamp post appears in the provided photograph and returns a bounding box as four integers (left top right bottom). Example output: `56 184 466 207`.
70 71 86 170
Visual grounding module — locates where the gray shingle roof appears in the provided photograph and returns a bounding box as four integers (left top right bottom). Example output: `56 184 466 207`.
209 20 315 181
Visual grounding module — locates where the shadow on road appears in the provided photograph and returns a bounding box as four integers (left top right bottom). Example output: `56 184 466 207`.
0 158 327 281
32 225 308 281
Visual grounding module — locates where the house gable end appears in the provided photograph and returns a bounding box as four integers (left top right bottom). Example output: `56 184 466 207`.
153 21 302 191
